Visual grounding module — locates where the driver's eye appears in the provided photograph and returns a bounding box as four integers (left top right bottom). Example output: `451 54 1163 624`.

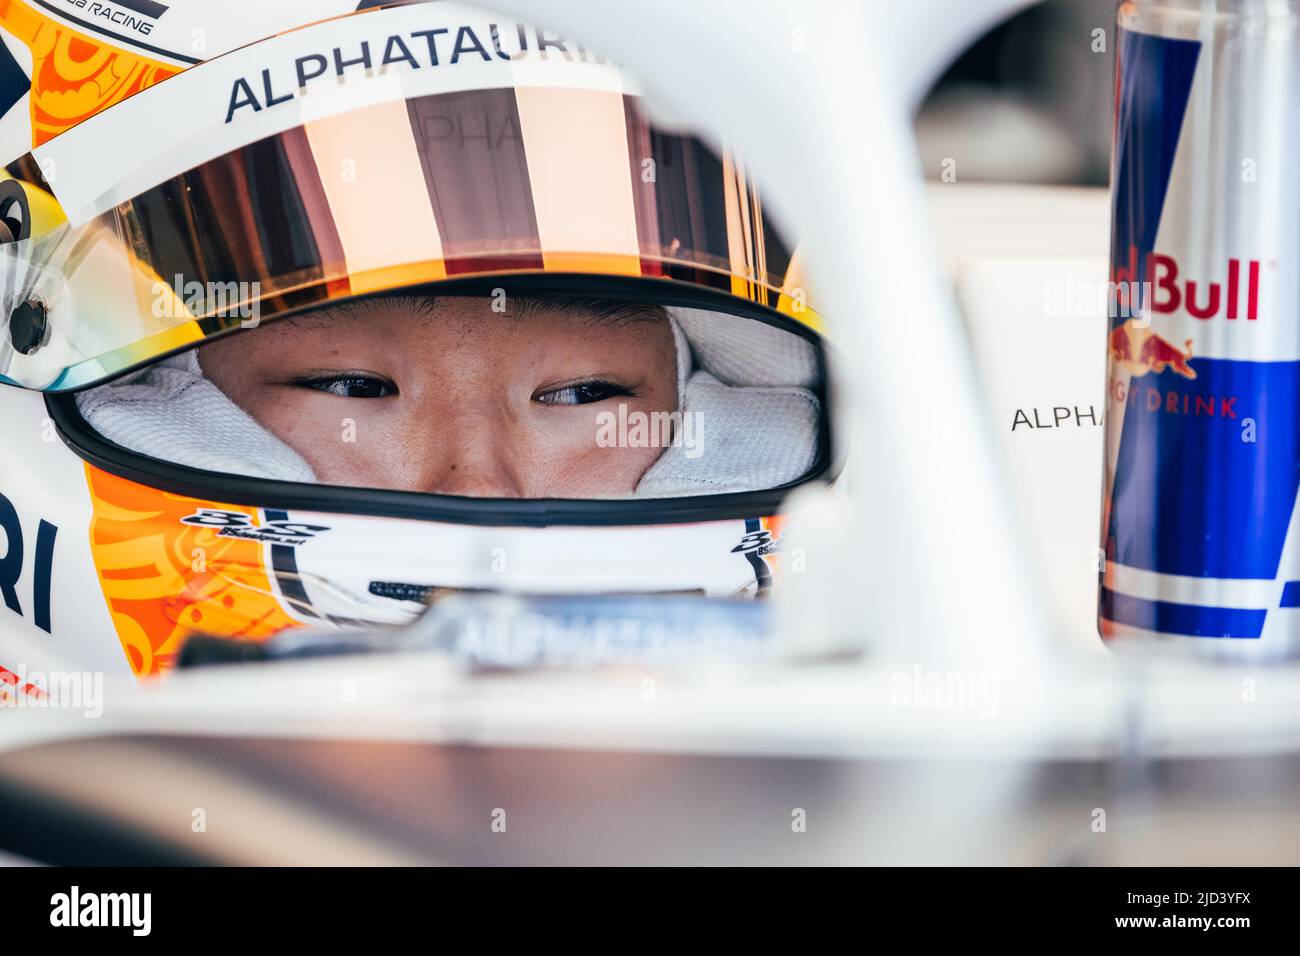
534 380 634 406
293 374 397 398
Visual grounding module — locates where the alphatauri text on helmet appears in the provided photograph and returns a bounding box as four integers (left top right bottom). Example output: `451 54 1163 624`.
226 23 609 124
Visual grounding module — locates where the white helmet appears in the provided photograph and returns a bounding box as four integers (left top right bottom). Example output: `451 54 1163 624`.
0 0 835 680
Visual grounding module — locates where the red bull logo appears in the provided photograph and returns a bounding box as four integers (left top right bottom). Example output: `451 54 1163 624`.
1109 319 1196 380
1113 245 1262 321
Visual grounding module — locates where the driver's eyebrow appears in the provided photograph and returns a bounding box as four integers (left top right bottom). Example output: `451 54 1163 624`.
275 296 667 331
512 296 669 328
278 296 439 330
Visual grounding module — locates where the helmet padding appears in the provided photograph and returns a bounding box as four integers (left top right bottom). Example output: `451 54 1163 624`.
75 349 315 483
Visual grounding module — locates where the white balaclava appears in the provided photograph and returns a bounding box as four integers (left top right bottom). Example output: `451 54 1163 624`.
75 348 316 483
635 308 822 496
74 309 822 496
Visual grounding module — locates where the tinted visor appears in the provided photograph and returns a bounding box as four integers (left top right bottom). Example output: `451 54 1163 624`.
1 86 819 391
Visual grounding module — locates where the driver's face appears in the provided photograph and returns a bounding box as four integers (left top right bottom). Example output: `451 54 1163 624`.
198 296 678 497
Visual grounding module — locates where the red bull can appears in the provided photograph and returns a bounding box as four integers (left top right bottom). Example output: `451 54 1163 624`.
1101 0 1300 657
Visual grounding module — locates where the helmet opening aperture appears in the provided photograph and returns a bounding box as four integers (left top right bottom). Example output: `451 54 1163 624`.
61 286 831 520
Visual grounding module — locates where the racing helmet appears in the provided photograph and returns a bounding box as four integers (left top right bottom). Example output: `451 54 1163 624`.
0 0 835 680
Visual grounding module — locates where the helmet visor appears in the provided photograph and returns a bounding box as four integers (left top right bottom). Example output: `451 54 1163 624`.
2 82 819 391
